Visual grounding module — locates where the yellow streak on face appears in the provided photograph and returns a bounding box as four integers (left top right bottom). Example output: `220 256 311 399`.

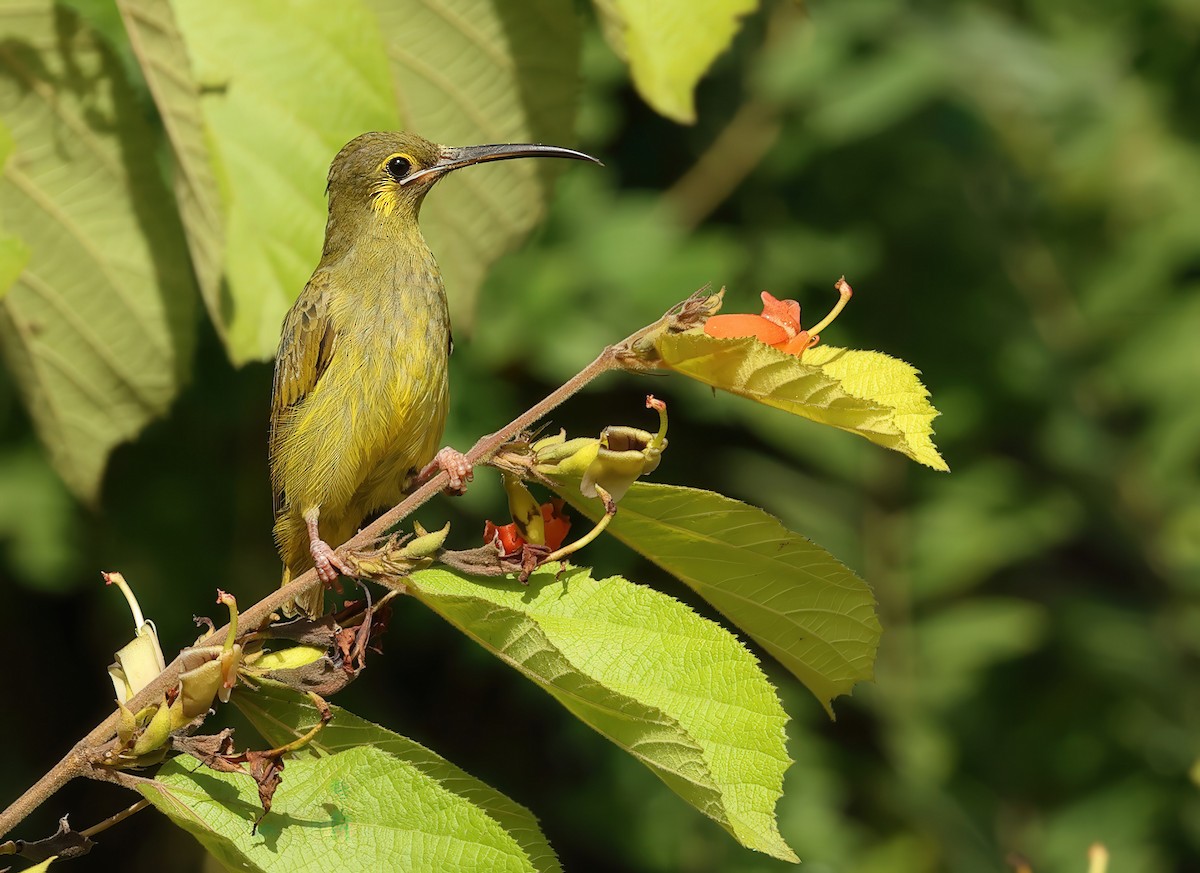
370 151 417 217
370 180 399 216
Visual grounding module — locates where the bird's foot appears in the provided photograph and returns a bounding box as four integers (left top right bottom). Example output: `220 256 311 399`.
418 446 474 495
310 537 354 587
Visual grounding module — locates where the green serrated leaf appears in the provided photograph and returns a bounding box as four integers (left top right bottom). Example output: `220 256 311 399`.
117 0 226 344
142 742 546 872
0 0 196 501
592 0 758 123
408 564 798 861
561 482 881 715
367 0 582 328
656 331 949 470
234 681 561 873
171 0 400 364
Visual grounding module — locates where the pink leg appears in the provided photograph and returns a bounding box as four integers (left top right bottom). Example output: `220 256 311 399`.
306 511 354 586
415 446 474 495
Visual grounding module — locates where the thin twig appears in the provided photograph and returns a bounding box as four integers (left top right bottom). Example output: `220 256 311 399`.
79 799 150 839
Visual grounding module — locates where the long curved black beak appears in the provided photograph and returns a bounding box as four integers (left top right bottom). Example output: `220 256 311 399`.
400 143 602 186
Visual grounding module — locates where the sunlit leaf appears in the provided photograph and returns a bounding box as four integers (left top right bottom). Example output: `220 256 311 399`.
0 0 195 501
0 232 28 301
408 564 798 861
234 681 562 873
143 698 552 872
367 0 583 328
117 0 226 344
560 482 880 715
656 331 948 470
0 122 28 298
591 0 758 123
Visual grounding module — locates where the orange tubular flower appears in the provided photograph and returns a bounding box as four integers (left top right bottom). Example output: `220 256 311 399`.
704 279 853 357
705 290 816 355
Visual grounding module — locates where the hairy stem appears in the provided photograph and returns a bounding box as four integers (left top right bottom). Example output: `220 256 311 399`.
0 757 88 845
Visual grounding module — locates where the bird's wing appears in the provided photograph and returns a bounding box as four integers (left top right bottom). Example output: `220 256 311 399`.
270 271 337 515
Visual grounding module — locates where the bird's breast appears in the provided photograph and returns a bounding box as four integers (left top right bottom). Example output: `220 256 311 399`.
312 244 449 490
336 252 450 422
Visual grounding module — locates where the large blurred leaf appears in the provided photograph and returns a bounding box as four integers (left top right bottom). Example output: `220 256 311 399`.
170 0 399 364
168 0 583 363
0 232 28 300
0 122 28 298
367 0 583 328
0 0 195 501
560 483 880 715
235 681 561 873
0 444 81 591
408 564 798 861
592 0 758 123
117 0 225 342
656 331 948 470
141 744 545 873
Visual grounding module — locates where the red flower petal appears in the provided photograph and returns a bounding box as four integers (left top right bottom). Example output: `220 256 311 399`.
484 520 525 556
773 331 815 356
541 500 572 551
759 291 802 335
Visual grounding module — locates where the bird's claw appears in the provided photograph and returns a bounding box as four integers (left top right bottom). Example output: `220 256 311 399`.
310 537 353 587
420 446 473 496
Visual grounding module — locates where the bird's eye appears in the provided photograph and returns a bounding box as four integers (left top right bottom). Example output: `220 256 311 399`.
386 156 412 180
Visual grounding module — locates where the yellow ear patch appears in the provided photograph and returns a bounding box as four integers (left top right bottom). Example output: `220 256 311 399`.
370 152 418 216
370 180 400 217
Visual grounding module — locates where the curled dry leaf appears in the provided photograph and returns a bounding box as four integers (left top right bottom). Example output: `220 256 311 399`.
169 698 333 831
7 816 93 863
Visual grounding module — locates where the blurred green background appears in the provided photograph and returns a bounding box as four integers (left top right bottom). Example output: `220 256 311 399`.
3 0 1200 870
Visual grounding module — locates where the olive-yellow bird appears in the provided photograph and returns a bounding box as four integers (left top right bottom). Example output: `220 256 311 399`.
271 131 599 616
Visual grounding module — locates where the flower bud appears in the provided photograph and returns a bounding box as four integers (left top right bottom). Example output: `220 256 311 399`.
402 522 450 558
532 431 600 479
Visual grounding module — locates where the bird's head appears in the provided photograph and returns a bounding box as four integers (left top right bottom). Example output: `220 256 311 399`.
325 131 600 225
